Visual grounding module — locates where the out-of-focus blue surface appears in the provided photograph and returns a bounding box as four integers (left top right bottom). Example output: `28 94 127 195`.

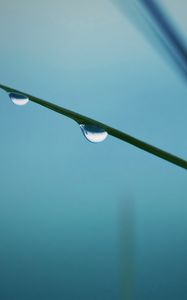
0 1 186 299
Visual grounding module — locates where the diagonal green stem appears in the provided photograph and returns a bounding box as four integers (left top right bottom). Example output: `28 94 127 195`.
0 83 186 170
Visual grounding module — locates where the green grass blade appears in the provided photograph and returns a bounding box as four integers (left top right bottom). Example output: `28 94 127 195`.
0 83 186 170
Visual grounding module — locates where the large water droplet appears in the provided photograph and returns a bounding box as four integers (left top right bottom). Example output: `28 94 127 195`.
9 92 29 106
80 124 108 143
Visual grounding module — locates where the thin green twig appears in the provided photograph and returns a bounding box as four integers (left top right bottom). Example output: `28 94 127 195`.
0 83 186 170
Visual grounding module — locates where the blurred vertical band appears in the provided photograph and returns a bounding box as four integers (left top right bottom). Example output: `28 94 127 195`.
119 198 135 300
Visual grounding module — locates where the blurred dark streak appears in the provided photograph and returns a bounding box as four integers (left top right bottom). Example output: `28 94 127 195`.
137 1 187 81
139 0 187 75
112 0 187 82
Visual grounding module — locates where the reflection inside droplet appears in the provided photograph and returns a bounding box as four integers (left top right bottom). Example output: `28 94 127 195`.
9 92 29 106
80 124 108 143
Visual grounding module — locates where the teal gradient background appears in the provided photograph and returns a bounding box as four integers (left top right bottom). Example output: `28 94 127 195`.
0 0 186 299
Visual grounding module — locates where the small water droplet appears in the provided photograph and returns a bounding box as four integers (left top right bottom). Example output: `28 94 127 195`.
80 124 108 143
9 92 29 106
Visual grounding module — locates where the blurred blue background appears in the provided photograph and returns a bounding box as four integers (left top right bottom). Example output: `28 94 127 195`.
0 0 186 299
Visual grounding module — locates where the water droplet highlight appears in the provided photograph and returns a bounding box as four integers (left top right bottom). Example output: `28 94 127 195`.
80 124 108 143
9 92 29 106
